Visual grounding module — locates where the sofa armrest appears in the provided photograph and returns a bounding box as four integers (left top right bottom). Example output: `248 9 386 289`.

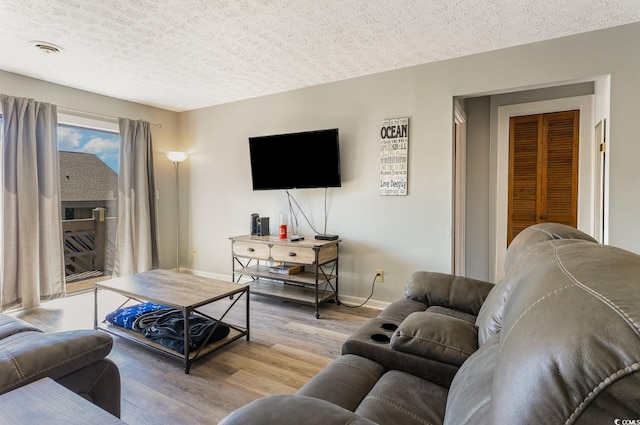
390 311 478 366
0 315 41 339
219 395 377 425
57 358 121 418
405 271 494 316
342 314 460 388
0 329 113 394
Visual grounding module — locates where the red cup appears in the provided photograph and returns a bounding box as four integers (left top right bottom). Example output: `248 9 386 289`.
279 224 287 239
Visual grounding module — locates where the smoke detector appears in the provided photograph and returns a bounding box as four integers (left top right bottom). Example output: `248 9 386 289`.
29 41 65 54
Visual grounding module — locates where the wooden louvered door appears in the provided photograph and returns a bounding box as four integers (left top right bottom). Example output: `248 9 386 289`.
508 110 579 245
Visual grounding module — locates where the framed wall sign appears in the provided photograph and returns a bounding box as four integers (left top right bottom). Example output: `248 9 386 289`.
379 117 409 196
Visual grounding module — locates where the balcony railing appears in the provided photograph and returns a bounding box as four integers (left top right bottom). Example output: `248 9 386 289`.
62 208 115 283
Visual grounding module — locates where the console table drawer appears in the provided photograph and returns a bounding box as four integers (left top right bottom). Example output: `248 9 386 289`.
271 245 315 264
233 241 270 260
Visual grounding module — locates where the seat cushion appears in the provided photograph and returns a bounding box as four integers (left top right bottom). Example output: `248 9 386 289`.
355 370 448 425
220 394 378 425
424 305 476 323
297 354 386 412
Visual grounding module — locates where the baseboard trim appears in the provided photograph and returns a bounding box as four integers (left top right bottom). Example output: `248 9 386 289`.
335 295 389 311
181 268 389 311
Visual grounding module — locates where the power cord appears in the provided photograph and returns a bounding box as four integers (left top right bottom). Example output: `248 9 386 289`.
285 189 330 236
338 271 380 308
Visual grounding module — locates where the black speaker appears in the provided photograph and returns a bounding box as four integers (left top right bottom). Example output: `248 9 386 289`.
257 217 270 236
250 213 259 235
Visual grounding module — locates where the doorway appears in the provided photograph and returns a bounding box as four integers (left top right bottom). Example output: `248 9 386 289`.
491 95 595 281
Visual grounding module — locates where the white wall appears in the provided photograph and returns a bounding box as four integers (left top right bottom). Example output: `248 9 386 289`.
0 70 180 270
180 22 640 303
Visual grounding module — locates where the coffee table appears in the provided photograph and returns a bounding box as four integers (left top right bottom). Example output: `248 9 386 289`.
94 269 249 373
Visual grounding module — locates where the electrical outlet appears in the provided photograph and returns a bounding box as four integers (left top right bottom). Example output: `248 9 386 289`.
192 248 198 257
375 269 384 283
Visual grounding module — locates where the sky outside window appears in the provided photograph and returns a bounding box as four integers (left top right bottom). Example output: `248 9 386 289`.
58 123 120 172
1 119 119 173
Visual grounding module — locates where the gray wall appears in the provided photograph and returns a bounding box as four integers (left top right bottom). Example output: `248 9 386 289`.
464 96 490 280
180 22 640 302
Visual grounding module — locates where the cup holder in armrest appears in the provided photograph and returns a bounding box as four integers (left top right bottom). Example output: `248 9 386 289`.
370 334 391 343
380 323 398 331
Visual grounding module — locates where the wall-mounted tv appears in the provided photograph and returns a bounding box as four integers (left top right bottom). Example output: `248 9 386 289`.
249 128 341 191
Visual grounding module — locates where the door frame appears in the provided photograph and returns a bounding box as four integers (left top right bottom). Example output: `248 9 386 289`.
490 95 595 281
453 100 467 275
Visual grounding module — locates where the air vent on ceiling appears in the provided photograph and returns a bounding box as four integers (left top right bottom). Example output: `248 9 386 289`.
29 40 65 54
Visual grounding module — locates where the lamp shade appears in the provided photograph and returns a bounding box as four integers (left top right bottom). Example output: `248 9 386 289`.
166 151 188 163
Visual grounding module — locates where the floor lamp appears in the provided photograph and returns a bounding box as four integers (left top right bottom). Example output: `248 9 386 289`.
167 151 188 271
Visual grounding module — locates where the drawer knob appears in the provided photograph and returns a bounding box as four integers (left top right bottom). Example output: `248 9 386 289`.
247 247 255 252
287 252 297 257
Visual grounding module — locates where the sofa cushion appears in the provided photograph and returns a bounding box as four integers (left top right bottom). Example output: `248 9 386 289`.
297 354 386 412
425 305 476 323
391 312 478 367
220 394 378 425
355 370 448 425
405 271 493 316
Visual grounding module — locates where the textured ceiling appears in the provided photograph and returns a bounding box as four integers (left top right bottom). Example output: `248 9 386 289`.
0 1 639 112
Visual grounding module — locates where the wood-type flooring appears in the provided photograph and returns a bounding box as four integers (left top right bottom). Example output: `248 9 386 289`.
12 284 379 424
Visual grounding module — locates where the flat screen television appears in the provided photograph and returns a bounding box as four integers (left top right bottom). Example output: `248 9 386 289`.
249 128 341 190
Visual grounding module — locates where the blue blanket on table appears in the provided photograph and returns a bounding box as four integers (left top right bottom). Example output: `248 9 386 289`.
105 302 230 354
142 310 230 354
105 302 171 330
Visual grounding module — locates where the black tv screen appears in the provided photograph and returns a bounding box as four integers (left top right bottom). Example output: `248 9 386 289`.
249 128 341 190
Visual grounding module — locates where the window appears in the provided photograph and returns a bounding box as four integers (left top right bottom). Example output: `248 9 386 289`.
57 118 120 288
1 110 121 289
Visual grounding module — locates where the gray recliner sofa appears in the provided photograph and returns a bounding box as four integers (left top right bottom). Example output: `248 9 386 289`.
220 223 640 424
0 314 120 417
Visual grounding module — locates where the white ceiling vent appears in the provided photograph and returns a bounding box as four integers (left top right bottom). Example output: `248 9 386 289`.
29 41 64 54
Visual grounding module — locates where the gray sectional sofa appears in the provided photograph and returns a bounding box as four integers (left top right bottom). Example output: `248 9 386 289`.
220 223 640 424
0 314 120 417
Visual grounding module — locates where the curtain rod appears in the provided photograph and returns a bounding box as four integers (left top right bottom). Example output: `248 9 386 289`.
58 106 162 128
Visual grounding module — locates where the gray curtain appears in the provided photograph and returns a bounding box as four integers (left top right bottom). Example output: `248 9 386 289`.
113 118 159 276
0 94 65 311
